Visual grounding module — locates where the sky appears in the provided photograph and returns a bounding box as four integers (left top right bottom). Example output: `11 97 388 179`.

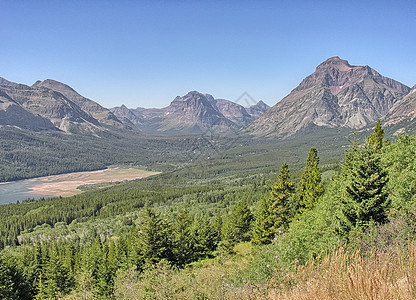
1 0 415 109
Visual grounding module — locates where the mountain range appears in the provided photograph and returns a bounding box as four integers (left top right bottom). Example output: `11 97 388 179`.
1 56 415 138
110 92 270 135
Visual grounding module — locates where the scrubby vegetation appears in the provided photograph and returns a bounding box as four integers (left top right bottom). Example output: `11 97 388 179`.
1 123 416 299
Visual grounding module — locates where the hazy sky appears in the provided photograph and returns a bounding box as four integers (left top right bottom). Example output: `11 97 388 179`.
1 0 415 108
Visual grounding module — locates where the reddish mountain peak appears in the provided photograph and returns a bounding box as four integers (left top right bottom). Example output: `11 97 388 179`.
316 56 353 72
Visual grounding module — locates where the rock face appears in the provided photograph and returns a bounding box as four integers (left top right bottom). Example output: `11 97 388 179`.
244 57 411 138
111 91 269 135
0 77 125 134
385 85 416 125
33 79 124 129
208 98 254 127
246 100 270 119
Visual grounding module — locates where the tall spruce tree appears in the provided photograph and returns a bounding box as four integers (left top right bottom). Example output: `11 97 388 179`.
172 210 193 267
252 163 295 245
229 199 253 242
138 207 173 266
366 119 385 153
269 163 295 230
295 147 324 218
341 125 390 228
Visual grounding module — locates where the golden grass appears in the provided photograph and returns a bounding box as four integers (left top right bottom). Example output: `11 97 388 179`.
64 242 416 299
269 242 416 300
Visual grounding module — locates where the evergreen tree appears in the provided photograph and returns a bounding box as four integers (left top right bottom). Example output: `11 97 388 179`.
295 147 324 218
252 164 295 245
172 210 193 267
366 119 385 153
87 236 103 281
229 199 253 242
269 163 295 230
219 216 237 253
126 225 142 270
191 216 218 259
94 242 113 297
43 245 71 298
341 145 389 228
0 253 29 300
252 196 271 245
138 207 173 266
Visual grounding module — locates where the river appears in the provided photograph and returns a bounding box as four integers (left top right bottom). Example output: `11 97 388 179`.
0 179 55 205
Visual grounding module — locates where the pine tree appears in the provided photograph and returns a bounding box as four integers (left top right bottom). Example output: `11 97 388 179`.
252 196 271 245
0 253 28 300
172 210 193 267
229 199 253 242
252 164 295 245
138 207 173 266
43 245 71 298
341 144 389 228
366 119 385 153
126 225 143 270
269 163 295 230
219 216 237 253
295 147 324 218
191 216 218 259
95 242 113 297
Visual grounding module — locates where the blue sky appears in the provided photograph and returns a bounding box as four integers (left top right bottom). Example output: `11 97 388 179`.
1 0 415 108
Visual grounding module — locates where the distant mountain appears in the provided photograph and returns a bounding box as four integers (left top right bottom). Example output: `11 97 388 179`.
0 86 57 130
0 77 125 134
244 57 411 138
384 85 416 129
208 98 254 127
111 91 269 135
33 79 125 129
246 100 270 119
0 77 19 87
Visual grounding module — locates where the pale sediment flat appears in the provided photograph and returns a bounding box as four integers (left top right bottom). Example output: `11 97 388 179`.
27 167 159 197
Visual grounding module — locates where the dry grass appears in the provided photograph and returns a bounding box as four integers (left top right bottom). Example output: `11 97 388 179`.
64 242 416 299
269 242 416 300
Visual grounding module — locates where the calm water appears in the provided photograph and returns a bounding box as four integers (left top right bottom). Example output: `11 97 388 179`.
0 179 54 205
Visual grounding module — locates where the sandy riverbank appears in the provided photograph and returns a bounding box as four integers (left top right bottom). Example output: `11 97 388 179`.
28 167 159 197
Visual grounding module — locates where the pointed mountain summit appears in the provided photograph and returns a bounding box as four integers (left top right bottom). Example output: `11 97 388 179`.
246 100 270 118
155 91 239 134
244 57 411 138
111 91 269 135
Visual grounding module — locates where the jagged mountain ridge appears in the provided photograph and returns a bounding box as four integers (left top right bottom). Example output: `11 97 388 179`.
244 56 411 138
110 91 270 134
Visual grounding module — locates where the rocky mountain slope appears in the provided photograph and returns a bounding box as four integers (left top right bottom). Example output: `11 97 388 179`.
0 77 125 134
33 79 124 129
111 91 269 134
244 57 411 138
384 85 416 125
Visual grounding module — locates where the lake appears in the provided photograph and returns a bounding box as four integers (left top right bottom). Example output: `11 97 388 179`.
0 167 159 205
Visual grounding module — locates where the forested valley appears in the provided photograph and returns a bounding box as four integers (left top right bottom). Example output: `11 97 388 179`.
1 122 416 299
